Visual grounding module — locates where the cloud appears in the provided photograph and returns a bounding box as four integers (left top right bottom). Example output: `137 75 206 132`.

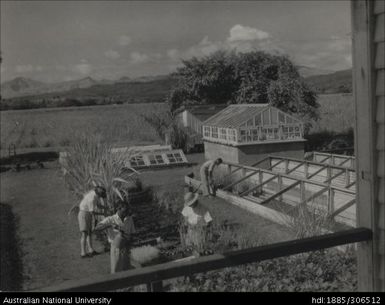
228 24 269 42
129 52 149 64
167 49 180 60
118 35 131 46
74 61 92 75
15 64 35 73
105 50 120 59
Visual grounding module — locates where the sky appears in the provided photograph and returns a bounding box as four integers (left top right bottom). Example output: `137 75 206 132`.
0 1 352 83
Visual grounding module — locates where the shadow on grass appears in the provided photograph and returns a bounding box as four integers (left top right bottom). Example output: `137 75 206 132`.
0 203 23 291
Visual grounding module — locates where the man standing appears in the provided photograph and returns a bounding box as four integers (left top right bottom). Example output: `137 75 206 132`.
94 201 136 273
199 158 223 196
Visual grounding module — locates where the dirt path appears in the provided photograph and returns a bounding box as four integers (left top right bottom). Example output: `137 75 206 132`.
0 154 290 291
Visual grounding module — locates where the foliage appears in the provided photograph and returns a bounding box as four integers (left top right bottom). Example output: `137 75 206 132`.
168 50 319 128
61 133 140 213
305 128 354 153
168 248 357 292
140 105 191 151
282 201 333 239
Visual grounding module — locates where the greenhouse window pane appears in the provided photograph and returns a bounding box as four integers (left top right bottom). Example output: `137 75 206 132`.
255 113 262 126
278 112 285 123
271 108 278 124
263 110 270 125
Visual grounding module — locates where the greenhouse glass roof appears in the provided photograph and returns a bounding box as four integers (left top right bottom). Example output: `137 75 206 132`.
203 104 269 128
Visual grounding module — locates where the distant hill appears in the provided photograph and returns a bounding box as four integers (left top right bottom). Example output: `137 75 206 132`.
1 76 101 99
0 74 172 99
304 69 352 94
0 75 176 110
297 66 335 78
0 68 353 110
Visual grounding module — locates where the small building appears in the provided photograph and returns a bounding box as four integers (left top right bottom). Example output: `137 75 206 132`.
202 104 306 165
176 104 228 135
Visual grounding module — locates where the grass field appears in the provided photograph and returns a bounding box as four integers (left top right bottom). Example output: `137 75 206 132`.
310 93 354 133
0 103 166 152
0 94 354 152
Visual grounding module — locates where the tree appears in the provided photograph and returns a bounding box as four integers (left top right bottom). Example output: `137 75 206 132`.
168 50 319 129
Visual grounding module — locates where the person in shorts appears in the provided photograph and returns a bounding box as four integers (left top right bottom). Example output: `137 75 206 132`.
78 186 107 258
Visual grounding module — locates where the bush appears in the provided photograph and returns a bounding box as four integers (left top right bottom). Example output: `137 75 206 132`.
168 248 357 292
61 133 141 214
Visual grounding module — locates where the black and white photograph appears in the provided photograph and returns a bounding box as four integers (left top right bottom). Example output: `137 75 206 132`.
0 0 384 294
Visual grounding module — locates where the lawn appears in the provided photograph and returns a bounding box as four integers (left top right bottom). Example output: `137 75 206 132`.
0 154 291 291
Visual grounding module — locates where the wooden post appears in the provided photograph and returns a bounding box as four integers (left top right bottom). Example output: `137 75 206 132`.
146 281 163 292
300 181 306 203
285 159 289 174
345 168 351 187
326 166 331 184
278 175 283 201
258 171 263 194
327 188 335 214
352 0 380 292
304 162 309 178
227 164 232 175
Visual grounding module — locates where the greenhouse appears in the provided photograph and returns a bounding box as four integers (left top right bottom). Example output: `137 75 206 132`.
202 104 304 146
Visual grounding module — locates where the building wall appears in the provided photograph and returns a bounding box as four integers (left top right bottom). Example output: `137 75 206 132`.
204 140 305 167
374 0 385 291
352 0 385 291
181 110 203 135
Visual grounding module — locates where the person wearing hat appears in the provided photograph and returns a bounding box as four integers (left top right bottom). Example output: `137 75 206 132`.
181 192 213 256
77 186 108 258
200 158 223 197
94 200 136 273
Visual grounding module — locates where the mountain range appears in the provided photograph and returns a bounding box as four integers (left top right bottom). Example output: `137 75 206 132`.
0 66 352 101
0 74 170 99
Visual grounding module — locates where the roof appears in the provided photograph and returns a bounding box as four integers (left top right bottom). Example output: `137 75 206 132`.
203 104 269 128
177 104 228 122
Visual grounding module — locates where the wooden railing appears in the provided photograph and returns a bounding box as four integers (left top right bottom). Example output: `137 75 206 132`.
312 152 356 168
34 228 372 292
220 161 356 224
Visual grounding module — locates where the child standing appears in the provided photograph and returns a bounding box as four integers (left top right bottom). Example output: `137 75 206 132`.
94 201 136 273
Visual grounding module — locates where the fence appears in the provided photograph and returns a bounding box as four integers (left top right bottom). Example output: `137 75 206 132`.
34 228 371 292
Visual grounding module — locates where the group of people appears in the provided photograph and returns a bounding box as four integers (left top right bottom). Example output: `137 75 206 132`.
74 158 223 273
75 186 137 273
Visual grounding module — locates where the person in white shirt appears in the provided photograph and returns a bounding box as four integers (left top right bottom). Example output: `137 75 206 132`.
77 186 107 258
94 201 136 274
200 158 223 196
181 192 213 256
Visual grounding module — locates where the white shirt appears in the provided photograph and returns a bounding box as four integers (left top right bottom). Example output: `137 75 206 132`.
79 190 98 212
95 214 136 244
181 206 213 226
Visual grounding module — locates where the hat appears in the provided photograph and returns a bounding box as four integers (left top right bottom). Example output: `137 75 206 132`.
184 192 199 207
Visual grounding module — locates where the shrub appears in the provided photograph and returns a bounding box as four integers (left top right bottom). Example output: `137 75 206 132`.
61 133 140 214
